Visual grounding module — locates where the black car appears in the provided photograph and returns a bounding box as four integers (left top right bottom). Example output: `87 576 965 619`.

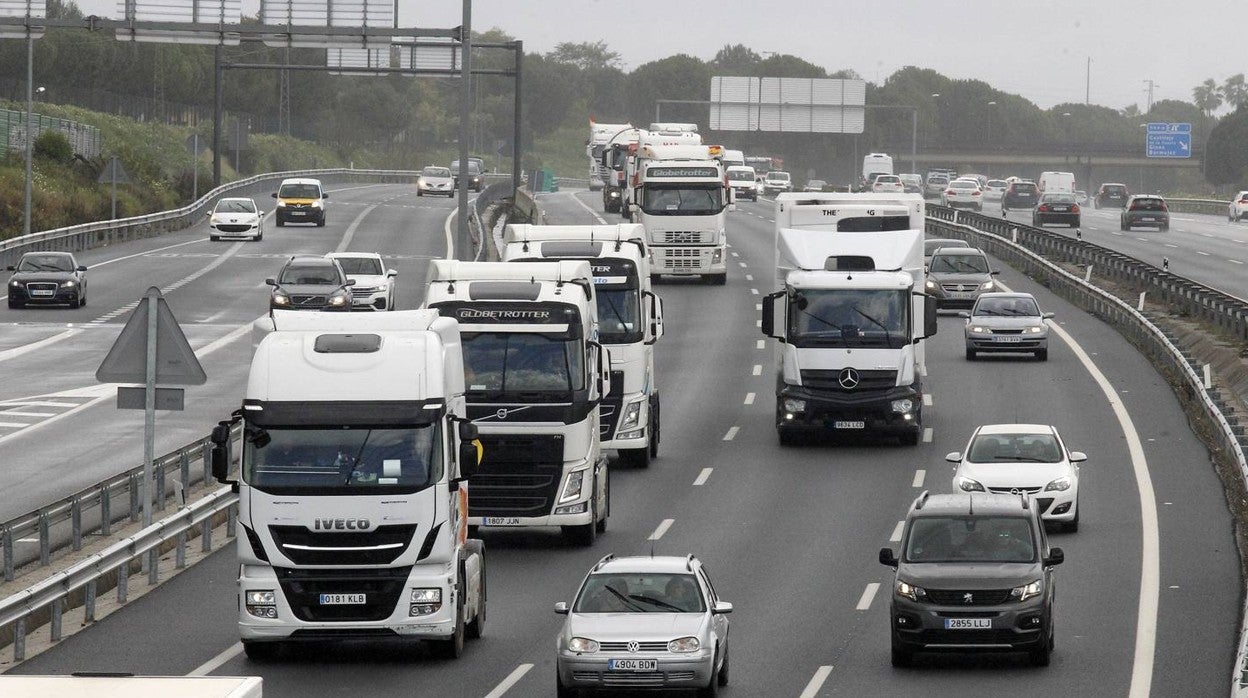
266 256 354 311
7 252 88 309
1001 181 1039 212
451 160 484 192
880 491 1063 667
1094 183 1129 209
1032 192 1080 228
1121 195 1169 231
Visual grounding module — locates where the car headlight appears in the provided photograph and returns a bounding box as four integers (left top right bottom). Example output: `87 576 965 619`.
890 398 913 414
209 216 220 225
1010 579 1044 602
311 200 323 208
275 199 287 207
783 398 806 413
925 279 937 290
619 400 643 430
328 292 350 307
969 325 987 333
61 280 76 287
895 581 927 602
271 293 290 306
8 280 20 288
980 280 995 290
558 469 586 503
956 476 985 492
418 180 427 188
1027 325 1045 334
246 590 276 605
609 191 620 198
568 637 599 653
667 636 700 653
1044 476 1072 492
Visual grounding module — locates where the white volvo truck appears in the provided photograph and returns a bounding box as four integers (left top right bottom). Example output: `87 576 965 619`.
423 260 611 545
211 310 486 660
501 223 664 467
588 120 632 194
761 193 937 446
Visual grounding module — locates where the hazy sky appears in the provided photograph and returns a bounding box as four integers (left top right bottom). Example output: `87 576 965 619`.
70 0 1237 111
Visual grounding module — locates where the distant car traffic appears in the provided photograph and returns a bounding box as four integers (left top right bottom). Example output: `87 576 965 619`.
899 173 924 194
763 171 793 195
208 197 263 241
803 179 828 193
417 166 455 197
961 292 1053 360
1094 183 1129 209
924 174 949 198
1032 192 1081 228
1074 190 1089 206
266 255 353 311
451 159 484 192
923 237 962 266
983 179 1008 202
1120 195 1169 231
925 247 999 309
6 251 88 309
272 178 327 227
324 252 397 311
1230 191 1248 222
555 554 732 697
1001 180 1039 212
727 165 758 201
947 424 1086 530
872 174 904 193
941 179 983 211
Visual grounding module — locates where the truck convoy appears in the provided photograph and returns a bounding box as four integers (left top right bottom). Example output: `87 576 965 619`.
761 192 937 446
422 260 611 545
595 124 639 213
211 310 486 659
501 224 664 467
587 120 632 194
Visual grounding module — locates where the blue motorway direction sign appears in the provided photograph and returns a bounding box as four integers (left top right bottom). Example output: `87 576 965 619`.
1146 122 1192 158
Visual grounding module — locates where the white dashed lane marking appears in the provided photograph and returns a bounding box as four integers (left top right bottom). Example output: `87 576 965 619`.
693 468 713 486
648 519 675 540
723 426 739 441
856 583 881 610
890 521 905 542
912 469 926 488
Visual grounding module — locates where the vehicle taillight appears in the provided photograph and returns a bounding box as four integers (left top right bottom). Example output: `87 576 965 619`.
945 189 954 195
1038 204 1049 212
1071 204 1080 213
1239 198 1248 203
1160 202 1168 212
971 190 981 196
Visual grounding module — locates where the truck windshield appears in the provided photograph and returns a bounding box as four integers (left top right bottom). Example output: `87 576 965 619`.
641 185 723 215
243 424 440 495
788 289 910 348
462 334 585 394
597 288 642 344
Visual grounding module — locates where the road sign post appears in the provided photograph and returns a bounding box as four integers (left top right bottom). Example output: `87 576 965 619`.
1145 122 1192 159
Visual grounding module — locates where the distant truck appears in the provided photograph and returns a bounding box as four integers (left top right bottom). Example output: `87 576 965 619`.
720 148 746 169
588 120 632 193
761 193 936 446
1038 171 1076 194
862 153 894 190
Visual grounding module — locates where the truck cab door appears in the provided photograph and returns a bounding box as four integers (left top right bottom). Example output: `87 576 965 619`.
761 291 787 341
644 291 664 344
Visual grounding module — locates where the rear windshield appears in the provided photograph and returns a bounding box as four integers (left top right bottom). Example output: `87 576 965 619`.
1131 198 1166 211
1011 183 1038 193
950 181 978 189
1102 185 1126 194
928 176 948 185
333 257 383 276
877 175 900 183
727 170 754 182
1042 194 1076 203
987 180 1008 188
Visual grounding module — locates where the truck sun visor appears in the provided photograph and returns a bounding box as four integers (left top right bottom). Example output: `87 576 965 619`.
246 400 445 427
313 333 381 353
538 241 603 257
468 281 542 301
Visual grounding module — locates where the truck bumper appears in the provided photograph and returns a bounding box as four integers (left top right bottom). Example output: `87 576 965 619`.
650 245 726 276
775 383 921 435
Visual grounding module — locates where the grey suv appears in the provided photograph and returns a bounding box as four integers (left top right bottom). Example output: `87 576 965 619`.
879 492 1063 667
924 247 999 310
265 255 354 311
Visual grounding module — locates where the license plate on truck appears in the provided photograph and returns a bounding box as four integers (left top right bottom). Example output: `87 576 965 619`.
609 659 657 672
833 421 865 429
944 618 991 629
483 517 521 526
319 593 366 605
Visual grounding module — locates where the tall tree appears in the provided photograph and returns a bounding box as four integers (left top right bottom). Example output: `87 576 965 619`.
1206 106 1248 185
1193 78 1223 117
1223 74 1248 110
711 44 760 75
545 41 621 71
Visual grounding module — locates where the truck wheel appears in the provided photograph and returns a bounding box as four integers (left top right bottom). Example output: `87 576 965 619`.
595 473 609 534
465 542 486 639
242 640 283 661
649 398 660 458
562 488 598 547
620 446 650 468
432 577 466 658
705 273 727 286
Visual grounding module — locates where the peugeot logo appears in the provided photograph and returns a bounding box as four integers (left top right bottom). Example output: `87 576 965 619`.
627 641 640 653
963 593 974 604
495 408 509 420
838 368 861 390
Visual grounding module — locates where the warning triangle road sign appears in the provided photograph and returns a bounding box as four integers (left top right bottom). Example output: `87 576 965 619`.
96 287 207 386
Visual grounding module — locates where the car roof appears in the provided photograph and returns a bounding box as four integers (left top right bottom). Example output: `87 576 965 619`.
976 291 1035 301
1128 194 1164 201
325 252 382 260
1101 183 1126 187
218 197 255 203
931 246 982 256
287 255 337 265
22 251 73 258
910 492 1032 517
593 555 701 575
279 178 322 185
975 423 1056 435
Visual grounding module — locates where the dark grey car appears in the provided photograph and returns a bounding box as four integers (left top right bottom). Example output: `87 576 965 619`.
924 247 999 310
1120 195 1169 231
962 292 1053 361
880 492 1063 667
7 251 88 309
266 256 354 311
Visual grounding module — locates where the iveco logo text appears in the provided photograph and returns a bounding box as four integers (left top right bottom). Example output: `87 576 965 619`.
838 368 861 390
314 518 372 530
457 309 551 320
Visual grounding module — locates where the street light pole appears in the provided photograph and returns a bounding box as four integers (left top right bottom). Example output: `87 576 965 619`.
23 30 34 237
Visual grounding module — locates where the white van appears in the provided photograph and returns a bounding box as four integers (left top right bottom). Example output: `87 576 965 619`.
1038 171 1076 195
272 177 327 227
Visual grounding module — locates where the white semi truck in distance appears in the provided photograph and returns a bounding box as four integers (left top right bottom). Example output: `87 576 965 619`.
211 310 486 660
501 224 665 467
588 120 632 193
597 125 639 213
423 260 611 545
761 193 937 446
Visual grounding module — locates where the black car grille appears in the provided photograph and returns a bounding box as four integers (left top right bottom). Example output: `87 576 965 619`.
987 486 1042 495
277 566 410 622
800 369 897 392
269 525 417 566
941 283 981 293
24 282 59 295
290 294 328 307
926 589 1014 605
468 434 564 517
573 671 697 687
216 223 254 233
598 371 625 438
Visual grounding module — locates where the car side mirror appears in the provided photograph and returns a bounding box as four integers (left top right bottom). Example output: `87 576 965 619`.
387 269 398 278
257 211 265 218
712 601 733 615
554 601 569 615
990 270 1001 276
5 266 14 271
459 440 480 478
1069 451 1087 463
321 193 329 199
1042 312 1055 319
270 192 278 198
76 265 88 272
945 451 962 463
344 279 356 286
1044 548 1064 567
879 547 899 567
264 278 277 286
957 311 970 318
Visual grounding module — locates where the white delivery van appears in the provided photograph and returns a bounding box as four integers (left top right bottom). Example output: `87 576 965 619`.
1038 171 1076 194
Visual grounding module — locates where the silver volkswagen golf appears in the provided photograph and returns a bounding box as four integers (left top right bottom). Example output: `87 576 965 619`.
555 554 732 696
961 292 1053 361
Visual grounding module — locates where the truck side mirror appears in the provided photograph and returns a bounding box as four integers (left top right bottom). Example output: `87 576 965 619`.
459 441 480 478
211 445 230 483
761 291 785 340
458 421 478 442
923 295 939 339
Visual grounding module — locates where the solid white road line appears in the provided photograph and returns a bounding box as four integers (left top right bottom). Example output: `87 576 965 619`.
568 192 608 224
0 411 54 418
0 422 32 428
483 663 534 698
798 666 834 698
856 583 881 610
443 207 457 259
890 521 905 542
334 203 381 253
744 393 756 405
0 330 82 365
1232 260 1245 265
187 642 242 676
912 470 926 488
1196 251 1211 256
723 426 739 441
1 400 77 408
649 519 674 540
752 364 762 375
693 468 713 486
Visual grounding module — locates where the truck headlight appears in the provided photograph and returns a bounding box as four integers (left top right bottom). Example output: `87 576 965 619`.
890 398 914 414
895 581 927 602
956 477 985 492
558 469 586 503
712 247 723 263
783 398 806 413
1044 476 1071 492
1010 579 1043 602
568 637 599 653
619 400 644 430
410 588 443 616
667 636 700 653
245 589 278 618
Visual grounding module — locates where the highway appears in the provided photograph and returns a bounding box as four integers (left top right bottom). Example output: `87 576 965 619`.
3 187 1239 695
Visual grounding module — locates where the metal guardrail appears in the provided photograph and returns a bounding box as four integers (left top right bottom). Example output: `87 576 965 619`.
924 211 1248 697
928 206 1248 340
1163 197 1229 216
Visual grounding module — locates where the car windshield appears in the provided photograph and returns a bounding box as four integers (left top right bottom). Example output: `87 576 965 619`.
278 183 321 199
930 254 989 274
279 264 341 285
905 515 1037 563
333 257 383 276
768 172 790 181
423 167 450 177
727 170 754 182
242 424 440 495
461 333 585 393
215 200 256 213
641 185 723 215
574 573 705 613
973 296 1041 317
968 432 1063 463
17 255 74 272
788 288 909 349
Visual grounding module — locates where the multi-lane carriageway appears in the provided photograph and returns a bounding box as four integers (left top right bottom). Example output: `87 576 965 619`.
2 183 1240 696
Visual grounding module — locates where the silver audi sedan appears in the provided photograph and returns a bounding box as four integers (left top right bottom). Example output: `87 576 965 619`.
962 292 1053 361
555 555 732 696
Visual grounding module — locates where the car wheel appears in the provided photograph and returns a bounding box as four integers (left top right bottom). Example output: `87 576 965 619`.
254 231 263 242
242 640 283 661
1036 349 1048 361
966 348 977 361
7 299 22 309
891 635 913 668
317 215 326 227
1121 222 1129 231
1029 633 1052 667
1160 224 1169 232
556 672 577 698
717 644 730 686
697 659 720 697
417 190 423 196
74 294 84 309
465 542 486 639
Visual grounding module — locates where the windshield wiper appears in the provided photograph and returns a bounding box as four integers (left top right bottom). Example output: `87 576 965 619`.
993 455 1048 462
604 584 647 612
853 307 894 346
628 594 686 613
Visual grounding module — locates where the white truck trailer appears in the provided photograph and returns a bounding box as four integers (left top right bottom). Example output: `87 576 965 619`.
423 260 611 545
501 224 664 467
211 310 486 659
761 193 937 446
0 675 262 698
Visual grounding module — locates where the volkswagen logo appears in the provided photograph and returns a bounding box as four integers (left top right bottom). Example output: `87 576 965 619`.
495 408 509 420
1010 488 1020 495
627 641 640 654
963 593 974 604
838 367 861 390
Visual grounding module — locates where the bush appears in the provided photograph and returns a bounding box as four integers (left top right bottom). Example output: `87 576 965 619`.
33 130 73 163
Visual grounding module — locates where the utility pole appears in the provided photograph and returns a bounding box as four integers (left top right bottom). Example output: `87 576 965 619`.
1144 79 1157 114
1085 57 1091 105
23 30 35 237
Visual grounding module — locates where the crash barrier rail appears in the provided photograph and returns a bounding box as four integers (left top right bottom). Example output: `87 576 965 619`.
471 180 517 262
0 484 238 662
1162 197 1229 217
0 167 421 270
925 211 1248 696
927 206 1248 340
512 186 542 225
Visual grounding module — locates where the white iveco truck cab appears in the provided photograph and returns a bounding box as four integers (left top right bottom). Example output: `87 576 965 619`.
761 193 937 446
211 310 486 660
423 260 611 545
501 224 664 467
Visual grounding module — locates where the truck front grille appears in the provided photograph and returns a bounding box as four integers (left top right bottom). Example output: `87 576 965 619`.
799 369 898 392
269 524 417 566
277 566 411 622
469 434 564 517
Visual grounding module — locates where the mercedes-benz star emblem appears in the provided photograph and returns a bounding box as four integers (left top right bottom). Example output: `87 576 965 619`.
963 593 974 604
838 367 861 390
627 641 640 653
